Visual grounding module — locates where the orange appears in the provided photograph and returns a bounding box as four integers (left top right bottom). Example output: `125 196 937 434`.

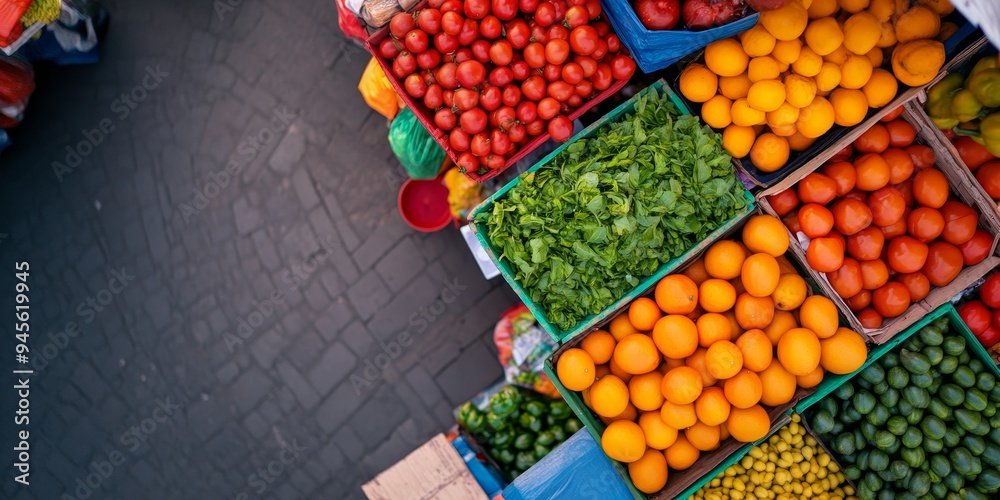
582 387 593 409
724 370 763 408
771 38 802 65
685 348 719 387
591 375 630 417
698 279 737 313
685 421 721 451
652 315 699 360
830 88 869 127
655 275 699 314
764 310 798 345
723 124 757 158
815 62 842 92
735 293 775 330
660 401 698 429
819 327 868 374
581 330 616 365
683 259 711 286
787 130 817 151
679 64 718 103
796 365 825 388
743 215 790 257
741 24 777 57
660 366 704 405
862 68 897 108
735 329 773 372
705 340 744 380
719 73 754 100
705 38 749 77
701 94 734 129
629 297 662 331
839 55 873 89
638 412 679 450
759 0 808 41
556 348 596 391
723 310 743 340
758 360 797 406
748 56 782 83
784 75 817 110
609 356 634 383
799 295 839 338
720 422 730 441
767 102 801 137
614 334 661 375
628 449 669 494
664 435 700 470
771 273 808 310
727 405 771 442
776 327 822 376
731 97 766 127
694 387 732 426
804 17 844 56
808 0 838 18
602 420 647 463
696 312 733 347
741 253 781 297
747 79 786 112
601 402 638 425
792 47 823 77
609 314 639 341
704 240 747 280
842 12 881 55
629 371 665 412
750 133 791 173
796 96 836 139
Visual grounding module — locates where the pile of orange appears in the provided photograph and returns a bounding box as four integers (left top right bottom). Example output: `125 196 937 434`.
767 109 989 329
555 214 868 494
679 0 954 172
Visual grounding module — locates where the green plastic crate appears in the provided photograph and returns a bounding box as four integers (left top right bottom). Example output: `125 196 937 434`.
795 302 1000 414
469 80 755 343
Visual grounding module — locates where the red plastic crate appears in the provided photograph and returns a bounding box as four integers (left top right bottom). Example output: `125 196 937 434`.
364 4 629 183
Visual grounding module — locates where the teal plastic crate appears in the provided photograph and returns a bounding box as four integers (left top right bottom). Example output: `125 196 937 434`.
469 80 755 344
796 302 1000 415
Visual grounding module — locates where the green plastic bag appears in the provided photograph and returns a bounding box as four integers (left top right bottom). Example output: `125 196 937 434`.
388 108 446 180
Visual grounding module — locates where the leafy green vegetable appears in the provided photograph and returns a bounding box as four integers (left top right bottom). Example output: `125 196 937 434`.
478 88 747 330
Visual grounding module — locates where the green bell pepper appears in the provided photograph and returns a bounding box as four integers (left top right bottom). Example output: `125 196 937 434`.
519 412 538 430
968 68 1000 108
513 433 534 450
490 386 522 417
564 417 582 434
550 425 566 442
535 431 555 447
968 56 999 80
926 72 965 130
456 402 474 427
486 411 506 430
951 89 985 122
524 401 546 418
495 448 515 465
492 427 515 449
515 451 537 471
549 401 571 419
981 113 1000 157
464 409 485 433
534 443 551 459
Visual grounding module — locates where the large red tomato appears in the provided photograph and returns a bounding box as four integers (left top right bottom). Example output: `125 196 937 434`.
847 226 885 261
957 229 992 266
922 241 964 287
939 200 979 246
958 300 991 335
887 236 929 274
872 282 911 318
798 203 835 238
827 258 863 299
954 136 996 170
832 198 873 236
980 273 1000 308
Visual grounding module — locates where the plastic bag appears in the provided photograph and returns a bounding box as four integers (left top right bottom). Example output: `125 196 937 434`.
443 167 483 219
360 0 401 28
0 54 34 128
358 57 399 119
388 107 447 180
493 304 560 399
334 0 368 42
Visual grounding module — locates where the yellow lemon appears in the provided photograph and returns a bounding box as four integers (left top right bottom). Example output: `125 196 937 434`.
840 54 874 89
895 5 941 43
795 96 835 138
701 95 734 129
750 133 791 172
748 79 786 112
679 64 719 103
748 56 782 82
771 39 803 65
804 18 844 56
829 88 869 127
760 1 809 41
843 12 881 55
866 47 884 67
731 98 767 126
807 0 839 18
719 72 753 100
792 47 823 77
723 124 757 158
823 45 852 66
784 74 818 108
814 62 842 92
705 38 749 77
741 25 777 57
862 68 898 108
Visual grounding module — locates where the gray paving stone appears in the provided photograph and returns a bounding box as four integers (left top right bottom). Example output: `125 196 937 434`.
276 361 320 410
315 382 366 434
307 342 356 397
269 124 306 174
291 169 320 210
435 340 504 407
346 272 392 321
374 237 426 292
233 196 262 235
314 298 352 341
232 369 274 412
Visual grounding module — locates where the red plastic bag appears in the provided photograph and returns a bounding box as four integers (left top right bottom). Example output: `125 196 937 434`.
0 0 31 39
335 0 367 43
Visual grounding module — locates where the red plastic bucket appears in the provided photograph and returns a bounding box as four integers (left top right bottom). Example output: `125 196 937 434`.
398 179 451 232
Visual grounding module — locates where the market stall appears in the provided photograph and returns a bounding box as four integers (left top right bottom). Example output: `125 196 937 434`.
347 0 1000 498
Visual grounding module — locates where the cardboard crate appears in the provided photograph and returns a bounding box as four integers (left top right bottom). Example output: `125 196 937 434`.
363 2 628 183
541 208 855 500
468 79 755 344
362 433 489 500
759 101 1000 345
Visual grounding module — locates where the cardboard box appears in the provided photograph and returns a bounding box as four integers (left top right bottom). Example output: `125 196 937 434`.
362 434 489 500
759 101 1000 345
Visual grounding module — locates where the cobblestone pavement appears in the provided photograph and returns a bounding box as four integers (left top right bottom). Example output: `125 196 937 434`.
0 1 518 498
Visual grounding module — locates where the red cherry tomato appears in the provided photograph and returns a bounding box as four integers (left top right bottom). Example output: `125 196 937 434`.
564 5 589 28
392 52 418 79
404 74 428 98
547 81 575 102
417 9 443 34
454 88 479 111
441 0 463 13
517 101 537 122
502 85 522 106
465 0 490 19
460 109 488 134
547 24 570 41
441 11 463 35
525 119 546 135
433 32 459 53
471 39 491 63
470 133 491 156
524 42 547 69
489 66 514 87
610 55 637 81
959 300 992 335
456 60 487 87
561 62 584 84
535 2 557 26
520 0 539 12
575 81 593 97
512 61 531 80
568 26 598 56
922 241 964 287
492 106 517 130
450 128 471 151
537 97 561 120
405 30 429 53
484 153 506 169
592 64 613 90
480 15 503 39
390 12 416 38
543 63 563 82
545 39 571 65
458 19 480 45
521 75 547 101
480 86 503 111
991 308 1000 331
548 115 573 142
491 129 512 154
436 62 459 89
379 39 400 59
492 0 519 20
424 84 444 109
508 123 527 142
457 152 479 170
435 108 457 130
506 20 531 49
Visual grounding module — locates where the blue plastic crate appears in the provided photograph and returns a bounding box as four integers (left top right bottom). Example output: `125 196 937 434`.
600 0 758 73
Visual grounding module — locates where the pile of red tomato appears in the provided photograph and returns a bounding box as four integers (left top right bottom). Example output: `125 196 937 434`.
944 133 1000 203
767 109 992 330
957 273 1000 348
377 0 637 173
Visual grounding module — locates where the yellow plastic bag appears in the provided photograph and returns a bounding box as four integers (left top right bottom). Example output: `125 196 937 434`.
358 58 401 120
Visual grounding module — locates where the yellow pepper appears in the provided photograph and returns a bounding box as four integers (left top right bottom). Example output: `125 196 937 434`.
951 89 985 122
925 72 964 129
981 113 1000 157
968 67 1000 108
